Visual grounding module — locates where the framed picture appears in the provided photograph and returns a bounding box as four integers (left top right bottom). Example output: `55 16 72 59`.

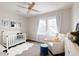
1 19 8 27
76 23 79 31
11 21 16 27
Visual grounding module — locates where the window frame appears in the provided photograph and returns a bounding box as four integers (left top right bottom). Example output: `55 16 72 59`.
37 16 58 36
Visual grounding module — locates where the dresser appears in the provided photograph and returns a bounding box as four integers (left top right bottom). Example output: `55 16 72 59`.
65 38 79 56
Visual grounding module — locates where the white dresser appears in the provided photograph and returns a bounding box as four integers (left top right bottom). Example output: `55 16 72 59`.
65 38 79 56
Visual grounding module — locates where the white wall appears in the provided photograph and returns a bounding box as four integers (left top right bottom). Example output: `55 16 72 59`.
0 8 28 32
0 4 72 42
28 7 72 40
0 7 28 42
72 3 79 31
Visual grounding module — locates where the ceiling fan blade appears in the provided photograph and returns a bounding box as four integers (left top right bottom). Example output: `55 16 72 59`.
18 2 40 13
18 5 27 9
32 9 40 12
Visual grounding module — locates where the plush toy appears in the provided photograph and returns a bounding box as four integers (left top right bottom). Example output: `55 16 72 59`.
70 31 79 45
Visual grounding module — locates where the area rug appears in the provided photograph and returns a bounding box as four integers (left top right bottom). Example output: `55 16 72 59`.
15 42 40 56
8 42 40 56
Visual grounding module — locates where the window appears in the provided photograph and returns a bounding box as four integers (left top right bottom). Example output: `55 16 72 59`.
37 17 58 36
47 17 58 36
37 19 46 35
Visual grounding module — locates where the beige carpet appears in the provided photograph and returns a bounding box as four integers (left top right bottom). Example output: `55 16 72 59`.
5 42 52 56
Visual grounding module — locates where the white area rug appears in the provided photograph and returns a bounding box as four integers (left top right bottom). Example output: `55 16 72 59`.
8 42 40 56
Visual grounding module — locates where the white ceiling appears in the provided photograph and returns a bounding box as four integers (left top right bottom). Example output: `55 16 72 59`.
0 2 73 17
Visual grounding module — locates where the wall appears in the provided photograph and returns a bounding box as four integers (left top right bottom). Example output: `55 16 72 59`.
28 7 72 40
72 3 79 31
0 4 72 42
0 7 28 43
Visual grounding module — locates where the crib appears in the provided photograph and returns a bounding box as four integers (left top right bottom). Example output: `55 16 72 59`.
0 31 26 54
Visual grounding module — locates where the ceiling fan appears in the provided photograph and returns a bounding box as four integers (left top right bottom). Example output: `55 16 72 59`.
18 2 40 13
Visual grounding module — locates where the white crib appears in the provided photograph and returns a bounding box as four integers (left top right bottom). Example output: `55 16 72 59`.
0 31 26 54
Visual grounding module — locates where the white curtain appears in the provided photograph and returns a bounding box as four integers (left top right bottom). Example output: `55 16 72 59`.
56 14 62 33
36 14 63 42
36 16 48 42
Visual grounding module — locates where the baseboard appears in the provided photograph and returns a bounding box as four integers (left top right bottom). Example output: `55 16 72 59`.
26 39 44 44
53 53 65 56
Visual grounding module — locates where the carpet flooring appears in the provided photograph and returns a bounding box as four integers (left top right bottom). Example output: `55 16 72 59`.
6 42 51 56
0 40 64 56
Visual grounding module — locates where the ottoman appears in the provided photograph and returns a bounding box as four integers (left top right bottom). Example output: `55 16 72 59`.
40 44 48 56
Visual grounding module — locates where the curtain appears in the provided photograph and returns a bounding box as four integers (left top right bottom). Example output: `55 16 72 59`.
36 16 47 42
56 14 62 33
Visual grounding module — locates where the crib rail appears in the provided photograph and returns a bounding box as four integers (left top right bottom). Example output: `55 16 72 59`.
2 33 26 49
10 34 26 46
7 35 17 47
